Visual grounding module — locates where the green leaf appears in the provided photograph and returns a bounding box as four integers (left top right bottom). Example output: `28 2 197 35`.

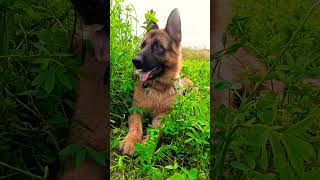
31 71 47 86
152 173 157 180
189 168 198 180
201 139 209 144
128 106 145 114
116 156 124 167
59 144 83 156
256 91 277 124
48 116 69 127
60 144 105 167
247 126 269 146
56 71 73 90
151 167 163 180
284 109 319 135
173 160 179 169
282 134 315 176
186 132 195 138
269 133 296 180
75 148 86 168
59 144 87 167
231 83 242 89
181 167 189 174
155 145 177 158
257 110 274 124
269 133 284 168
230 161 251 171
184 138 194 143
281 135 304 177
214 80 241 91
87 148 106 166
244 152 256 169
33 58 50 64
284 51 294 66
256 91 277 111
167 173 186 180
110 138 119 149
165 165 174 170
44 70 56 94
214 80 232 91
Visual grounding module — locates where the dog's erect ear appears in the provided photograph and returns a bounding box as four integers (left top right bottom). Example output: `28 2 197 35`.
165 8 181 44
147 21 159 32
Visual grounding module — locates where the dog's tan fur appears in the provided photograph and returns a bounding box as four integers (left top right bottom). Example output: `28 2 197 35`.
119 9 192 155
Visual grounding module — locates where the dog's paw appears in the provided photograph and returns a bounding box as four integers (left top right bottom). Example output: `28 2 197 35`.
118 133 142 156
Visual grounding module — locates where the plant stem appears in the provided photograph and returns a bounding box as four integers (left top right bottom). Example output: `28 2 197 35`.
5 88 45 123
0 161 44 180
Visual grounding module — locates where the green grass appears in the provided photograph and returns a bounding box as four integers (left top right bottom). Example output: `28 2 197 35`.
212 0 320 179
110 0 210 179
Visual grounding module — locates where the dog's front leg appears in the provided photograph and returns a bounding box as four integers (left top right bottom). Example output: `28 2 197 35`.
119 113 143 155
152 114 164 127
142 114 165 143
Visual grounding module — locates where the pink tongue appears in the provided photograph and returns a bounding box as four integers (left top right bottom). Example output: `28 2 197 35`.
139 71 152 81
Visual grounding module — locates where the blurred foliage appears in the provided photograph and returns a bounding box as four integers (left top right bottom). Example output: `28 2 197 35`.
0 0 81 179
212 0 320 179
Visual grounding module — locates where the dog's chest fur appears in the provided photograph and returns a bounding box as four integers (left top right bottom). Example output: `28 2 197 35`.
132 80 177 117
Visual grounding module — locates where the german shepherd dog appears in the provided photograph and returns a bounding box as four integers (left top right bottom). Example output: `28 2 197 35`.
119 8 193 155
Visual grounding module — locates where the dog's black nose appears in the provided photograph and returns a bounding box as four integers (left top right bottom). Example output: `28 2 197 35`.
132 55 143 69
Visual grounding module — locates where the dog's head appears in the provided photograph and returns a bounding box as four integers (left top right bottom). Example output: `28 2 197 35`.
133 8 182 82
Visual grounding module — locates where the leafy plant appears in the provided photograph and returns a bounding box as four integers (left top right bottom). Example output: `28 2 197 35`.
141 9 158 31
0 0 104 179
212 0 320 179
60 144 106 168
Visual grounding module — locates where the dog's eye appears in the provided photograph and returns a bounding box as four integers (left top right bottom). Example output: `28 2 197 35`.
153 43 161 50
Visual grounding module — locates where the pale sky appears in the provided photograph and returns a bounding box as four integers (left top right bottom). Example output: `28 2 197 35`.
123 0 210 50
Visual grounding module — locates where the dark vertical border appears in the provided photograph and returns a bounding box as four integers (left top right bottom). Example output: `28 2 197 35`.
105 0 111 178
210 1 215 179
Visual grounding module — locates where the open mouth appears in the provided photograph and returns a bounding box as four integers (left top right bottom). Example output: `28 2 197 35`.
136 67 162 82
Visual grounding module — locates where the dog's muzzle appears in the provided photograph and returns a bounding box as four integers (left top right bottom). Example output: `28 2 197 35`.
132 54 143 69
